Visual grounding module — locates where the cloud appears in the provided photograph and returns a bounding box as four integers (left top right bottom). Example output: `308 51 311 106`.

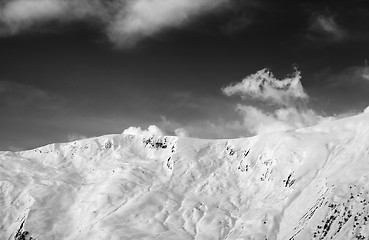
122 125 165 136
152 69 333 139
155 115 242 139
0 0 232 46
121 116 191 138
222 68 308 106
364 106 369 114
145 68 338 138
108 0 229 46
308 14 346 41
223 68 331 135
0 0 75 35
235 105 328 135
67 133 87 142
174 128 190 137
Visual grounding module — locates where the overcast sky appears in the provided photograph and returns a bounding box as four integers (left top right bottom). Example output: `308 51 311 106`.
1 0 369 150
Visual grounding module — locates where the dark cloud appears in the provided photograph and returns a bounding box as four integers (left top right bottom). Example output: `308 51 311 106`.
308 14 346 41
300 1 369 44
220 13 253 37
0 80 65 112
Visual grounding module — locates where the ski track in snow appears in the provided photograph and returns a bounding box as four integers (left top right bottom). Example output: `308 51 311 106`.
2 112 369 240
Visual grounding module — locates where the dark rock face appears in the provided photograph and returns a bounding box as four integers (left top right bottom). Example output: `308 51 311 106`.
14 220 36 240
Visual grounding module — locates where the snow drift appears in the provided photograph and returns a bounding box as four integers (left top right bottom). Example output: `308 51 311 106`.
1 112 369 240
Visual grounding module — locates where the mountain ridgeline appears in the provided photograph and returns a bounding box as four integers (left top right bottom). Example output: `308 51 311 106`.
1 112 369 240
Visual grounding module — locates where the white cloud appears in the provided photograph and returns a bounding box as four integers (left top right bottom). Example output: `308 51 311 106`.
361 63 369 81
147 69 336 138
123 125 165 136
174 128 189 137
364 106 369 114
222 68 308 106
0 0 69 34
109 0 228 46
2 0 67 21
0 0 232 46
222 69 332 135
236 105 326 135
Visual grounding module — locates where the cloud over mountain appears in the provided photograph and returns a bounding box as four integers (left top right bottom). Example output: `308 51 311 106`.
235 105 328 135
123 125 165 137
223 68 329 135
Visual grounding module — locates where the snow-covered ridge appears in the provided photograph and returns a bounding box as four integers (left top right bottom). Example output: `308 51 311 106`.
2 112 369 240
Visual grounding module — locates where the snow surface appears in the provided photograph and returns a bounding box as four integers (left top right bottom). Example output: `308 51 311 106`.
2 112 369 240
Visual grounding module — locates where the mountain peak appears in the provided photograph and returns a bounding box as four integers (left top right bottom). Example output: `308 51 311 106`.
2 112 369 239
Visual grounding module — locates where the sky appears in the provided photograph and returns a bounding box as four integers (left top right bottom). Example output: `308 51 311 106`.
1 0 369 150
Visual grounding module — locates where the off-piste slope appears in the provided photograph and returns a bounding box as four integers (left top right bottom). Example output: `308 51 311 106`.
2 112 369 240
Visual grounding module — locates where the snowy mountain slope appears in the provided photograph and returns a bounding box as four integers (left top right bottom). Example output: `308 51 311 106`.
1 112 369 240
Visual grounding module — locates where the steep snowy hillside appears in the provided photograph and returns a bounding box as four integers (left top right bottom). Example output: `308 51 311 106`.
2 112 369 240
